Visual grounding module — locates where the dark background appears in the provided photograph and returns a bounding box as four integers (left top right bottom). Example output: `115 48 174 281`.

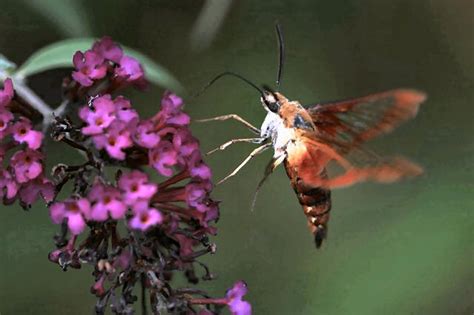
0 1 472 314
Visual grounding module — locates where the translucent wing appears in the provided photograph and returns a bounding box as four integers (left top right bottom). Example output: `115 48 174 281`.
300 89 426 188
306 89 427 153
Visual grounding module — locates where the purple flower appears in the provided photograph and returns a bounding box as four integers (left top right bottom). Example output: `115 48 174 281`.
188 151 212 180
157 91 190 126
72 50 107 87
79 95 116 135
10 149 43 183
129 207 163 231
118 170 157 205
133 119 160 148
0 109 13 138
190 163 212 181
204 201 220 223
185 181 212 212
50 198 91 235
91 275 106 297
173 128 199 160
115 96 138 123
149 141 178 177
0 78 14 107
92 36 123 63
226 281 251 315
161 91 184 113
0 169 19 200
88 182 126 221
18 177 55 206
11 118 43 149
115 56 145 83
93 121 132 160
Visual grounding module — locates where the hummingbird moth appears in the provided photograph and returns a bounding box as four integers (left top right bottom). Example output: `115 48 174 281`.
199 24 426 248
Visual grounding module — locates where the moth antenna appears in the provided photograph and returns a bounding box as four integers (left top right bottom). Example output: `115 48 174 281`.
275 22 285 90
194 71 264 98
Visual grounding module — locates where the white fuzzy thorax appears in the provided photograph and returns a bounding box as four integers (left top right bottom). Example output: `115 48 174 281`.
260 111 295 158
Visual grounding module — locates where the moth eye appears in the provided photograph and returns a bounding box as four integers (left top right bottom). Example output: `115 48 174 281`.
267 102 280 113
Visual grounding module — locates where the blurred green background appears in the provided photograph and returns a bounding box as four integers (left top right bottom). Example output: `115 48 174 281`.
0 1 472 314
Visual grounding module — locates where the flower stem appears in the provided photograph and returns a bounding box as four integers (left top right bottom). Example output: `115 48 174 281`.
188 297 227 305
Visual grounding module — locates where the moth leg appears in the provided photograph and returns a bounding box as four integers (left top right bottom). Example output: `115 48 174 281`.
250 154 286 211
217 143 272 185
196 114 261 135
206 137 267 155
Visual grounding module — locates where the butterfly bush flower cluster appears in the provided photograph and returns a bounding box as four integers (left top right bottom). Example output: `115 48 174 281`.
1 37 251 315
0 79 54 207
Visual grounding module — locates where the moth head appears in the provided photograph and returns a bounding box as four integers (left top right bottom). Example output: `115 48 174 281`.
261 91 279 113
260 86 287 113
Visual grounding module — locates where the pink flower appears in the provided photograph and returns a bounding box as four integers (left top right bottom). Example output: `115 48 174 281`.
158 91 190 126
161 91 184 113
115 96 138 123
0 109 13 138
18 177 54 206
118 170 157 205
49 198 91 235
10 149 43 183
133 119 160 148
115 56 145 83
91 275 106 297
79 95 116 135
11 118 43 149
173 128 199 159
188 151 212 180
204 202 220 224
93 121 132 160
0 169 19 200
149 141 178 177
72 50 107 87
226 281 251 315
129 207 163 231
0 78 14 107
88 183 126 221
185 181 212 213
92 37 123 63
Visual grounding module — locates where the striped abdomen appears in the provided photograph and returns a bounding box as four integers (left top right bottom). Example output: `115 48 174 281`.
284 137 333 248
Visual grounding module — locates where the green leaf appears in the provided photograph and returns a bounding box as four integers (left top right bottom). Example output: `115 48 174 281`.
15 38 183 93
15 38 94 79
123 48 184 94
0 54 17 74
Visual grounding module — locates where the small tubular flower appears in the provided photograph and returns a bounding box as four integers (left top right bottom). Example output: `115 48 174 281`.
92 121 132 160
49 198 91 235
79 95 116 135
10 149 43 183
11 118 44 149
226 281 252 315
72 51 107 87
88 182 126 221
0 78 14 107
118 170 157 205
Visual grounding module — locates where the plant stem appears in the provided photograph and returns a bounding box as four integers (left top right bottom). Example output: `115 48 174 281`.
10 77 53 121
1 70 68 126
